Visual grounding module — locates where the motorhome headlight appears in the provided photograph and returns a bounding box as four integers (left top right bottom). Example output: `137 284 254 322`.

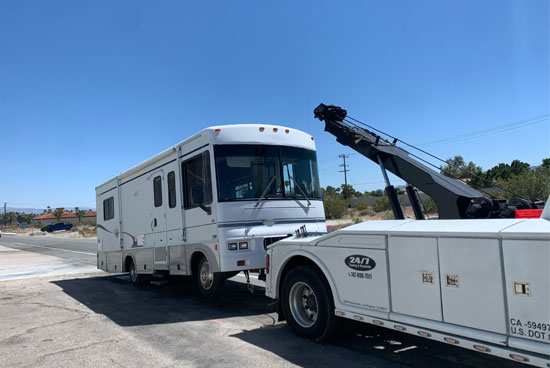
238 241 248 250
228 243 238 251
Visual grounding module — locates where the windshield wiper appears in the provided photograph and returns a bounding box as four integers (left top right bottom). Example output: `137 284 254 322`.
255 175 277 207
289 176 312 206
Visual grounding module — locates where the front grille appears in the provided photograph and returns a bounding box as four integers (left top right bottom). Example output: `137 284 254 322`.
263 235 290 250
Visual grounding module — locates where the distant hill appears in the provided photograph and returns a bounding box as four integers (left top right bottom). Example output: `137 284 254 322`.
6 207 96 214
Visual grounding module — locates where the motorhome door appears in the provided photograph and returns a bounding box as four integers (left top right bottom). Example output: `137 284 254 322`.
151 170 168 265
182 150 216 243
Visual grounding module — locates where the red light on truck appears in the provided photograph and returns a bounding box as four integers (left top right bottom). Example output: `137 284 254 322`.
273 127 278 132
259 127 265 132
237 260 245 266
265 254 269 274
515 209 543 218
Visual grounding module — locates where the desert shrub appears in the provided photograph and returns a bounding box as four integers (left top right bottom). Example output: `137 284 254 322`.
353 203 369 211
359 208 376 217
323 195 349 219
422 198 438 215
380 210 395 220
373 197 391 212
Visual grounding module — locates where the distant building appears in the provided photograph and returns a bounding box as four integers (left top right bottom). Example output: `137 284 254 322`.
31 210 96 225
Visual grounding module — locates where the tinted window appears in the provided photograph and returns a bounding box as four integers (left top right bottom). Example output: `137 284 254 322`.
182 151 212 209
153 176 162 207
168 171 176 208
214 145 321 201
214 145 281 201
103 197 114 221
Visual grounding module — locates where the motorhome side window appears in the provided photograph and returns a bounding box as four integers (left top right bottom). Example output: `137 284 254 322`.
168 171 176 208
153 176 162 207
182 151 212 209
103 197 114 221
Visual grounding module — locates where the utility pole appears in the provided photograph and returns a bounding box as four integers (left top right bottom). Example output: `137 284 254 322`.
339 154 350 197
339 154 349 186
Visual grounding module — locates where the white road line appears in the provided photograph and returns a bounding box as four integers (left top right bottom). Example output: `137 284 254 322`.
12 242 96 256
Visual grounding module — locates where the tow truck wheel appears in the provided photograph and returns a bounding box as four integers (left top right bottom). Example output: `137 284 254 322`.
128 258 143 286
281 266 341 341
194 255 224 298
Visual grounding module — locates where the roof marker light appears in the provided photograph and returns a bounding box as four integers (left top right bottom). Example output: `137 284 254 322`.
214 128 221 132
418 331 431 338
285 129 290 133
353 315 364 321
311 136 314 141
394 325 406 331
444 337 458 344
259 127 265 132
273 127 278 132
373 320 384 326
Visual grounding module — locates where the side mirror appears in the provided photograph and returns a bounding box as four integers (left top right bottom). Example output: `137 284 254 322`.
191 185 204 205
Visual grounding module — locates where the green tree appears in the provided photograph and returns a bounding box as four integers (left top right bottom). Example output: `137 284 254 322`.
53 208 64 222
541 158 550 169
496 166 550 200
323 185 338 196
367 189 384 197
323 195 349 219
441 156 485 189
47 206 52 213
74 207 85 222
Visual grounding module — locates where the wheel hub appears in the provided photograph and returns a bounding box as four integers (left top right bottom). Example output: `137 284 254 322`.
289 281 319 328
199 261 213 290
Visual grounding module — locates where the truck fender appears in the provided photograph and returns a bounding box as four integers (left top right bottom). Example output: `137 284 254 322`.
273 248 339 305
186 243 220 274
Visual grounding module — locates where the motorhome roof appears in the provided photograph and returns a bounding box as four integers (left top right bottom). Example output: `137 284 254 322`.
96 124 315 190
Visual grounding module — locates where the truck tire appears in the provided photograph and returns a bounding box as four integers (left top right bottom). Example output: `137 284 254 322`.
194 255 224 298
128 258 143 286
281 265 342 341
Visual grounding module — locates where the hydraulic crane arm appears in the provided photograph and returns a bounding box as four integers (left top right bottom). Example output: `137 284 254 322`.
314 103 517 219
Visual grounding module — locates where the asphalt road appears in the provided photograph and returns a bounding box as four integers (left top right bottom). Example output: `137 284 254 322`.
0 234 525 368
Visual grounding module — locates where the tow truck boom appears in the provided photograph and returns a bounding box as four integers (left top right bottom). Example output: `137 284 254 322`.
314 103 540 219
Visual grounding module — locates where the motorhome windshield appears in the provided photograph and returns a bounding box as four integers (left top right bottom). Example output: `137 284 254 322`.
214 144 321 201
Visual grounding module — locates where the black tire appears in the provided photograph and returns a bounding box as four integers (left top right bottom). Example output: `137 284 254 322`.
128 258 143 286
65 226 71 231
47 229 53 233
281 265 342 341
194 255 224 298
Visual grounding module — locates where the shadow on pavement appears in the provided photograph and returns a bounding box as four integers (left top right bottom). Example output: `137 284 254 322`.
232 321 524 368
52 274 275 327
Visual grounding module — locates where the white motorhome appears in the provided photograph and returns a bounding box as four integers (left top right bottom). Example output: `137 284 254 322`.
96 124 326 297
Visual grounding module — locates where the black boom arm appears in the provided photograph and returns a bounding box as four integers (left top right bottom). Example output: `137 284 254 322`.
314 103 486 219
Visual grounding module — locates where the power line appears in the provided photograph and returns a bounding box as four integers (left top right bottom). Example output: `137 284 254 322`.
418 115 549 147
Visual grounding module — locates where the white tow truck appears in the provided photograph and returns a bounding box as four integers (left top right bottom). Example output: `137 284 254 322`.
265 104 550 367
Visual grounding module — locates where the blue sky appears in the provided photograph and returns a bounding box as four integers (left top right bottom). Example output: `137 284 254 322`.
1 0 548 209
